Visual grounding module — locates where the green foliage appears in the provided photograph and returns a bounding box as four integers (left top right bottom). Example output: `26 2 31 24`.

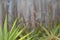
0 16 60 40
0 16 32 40
40 24 60 40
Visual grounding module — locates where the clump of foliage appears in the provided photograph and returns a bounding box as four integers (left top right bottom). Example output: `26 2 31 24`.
0 16 32 40
0 16 60 40
39 24 60 40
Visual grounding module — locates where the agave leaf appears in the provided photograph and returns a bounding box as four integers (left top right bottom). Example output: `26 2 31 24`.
10 18 17 34
41 27 50 36
50 31 54 36
0 26 3 40
27 31 40 40
8 25 20 40
12 27 26 40
57 33 60 37
52 24 60 35
4 16 8 40
19 32 32 40
55 36 60 40
27 36 33 40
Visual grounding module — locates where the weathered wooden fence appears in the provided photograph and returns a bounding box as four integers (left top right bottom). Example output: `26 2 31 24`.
0 0 60 28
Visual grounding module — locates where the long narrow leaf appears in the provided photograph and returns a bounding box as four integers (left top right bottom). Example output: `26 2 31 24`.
13 27 26 40
0 26 3 40
4 16 8 40
52 24 60 35
41 27 50 36
19 32 32 40
10 18 17 34
9 25 20 40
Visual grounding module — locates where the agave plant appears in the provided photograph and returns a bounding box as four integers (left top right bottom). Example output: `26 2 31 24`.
0 16 32 40
40 24 60 40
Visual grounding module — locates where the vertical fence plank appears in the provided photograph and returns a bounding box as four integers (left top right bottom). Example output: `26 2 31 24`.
8 0 17 29
0 0 3 26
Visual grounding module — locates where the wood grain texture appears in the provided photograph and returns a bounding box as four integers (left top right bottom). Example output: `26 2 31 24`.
0 0 60 28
